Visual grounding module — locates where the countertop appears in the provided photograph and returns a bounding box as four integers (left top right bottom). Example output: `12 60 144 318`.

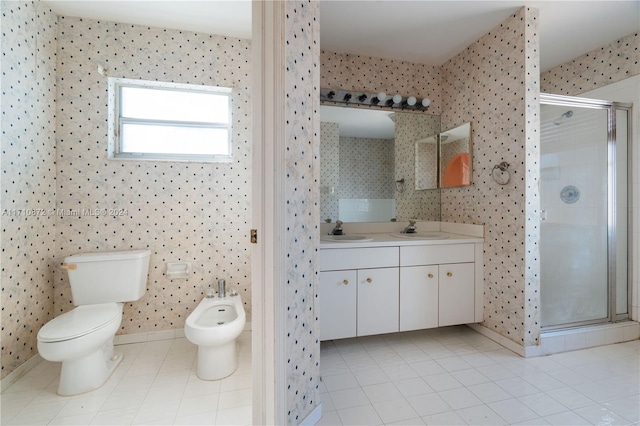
319 231 483 249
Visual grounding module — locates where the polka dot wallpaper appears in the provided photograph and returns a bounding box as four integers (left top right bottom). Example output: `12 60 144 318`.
283 1 321 422
541 32 639 96
439 7 541 347
53 17 253 334
1 1 58 380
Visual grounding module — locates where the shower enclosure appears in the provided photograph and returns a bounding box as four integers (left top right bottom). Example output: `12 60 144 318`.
540 94 630 330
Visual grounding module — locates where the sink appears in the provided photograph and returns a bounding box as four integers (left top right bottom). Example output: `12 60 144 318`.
390 232 448 240
321 235 374 242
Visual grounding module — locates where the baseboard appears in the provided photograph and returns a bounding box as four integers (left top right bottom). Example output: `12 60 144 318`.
113 322 252 345
539 321 640 355
0 353 43 392
300 403 322 426
466 323 527 357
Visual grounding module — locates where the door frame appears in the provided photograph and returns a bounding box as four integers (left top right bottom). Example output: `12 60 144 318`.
251 1 287 424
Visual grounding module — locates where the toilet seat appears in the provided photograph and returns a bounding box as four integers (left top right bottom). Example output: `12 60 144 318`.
38 303 121 343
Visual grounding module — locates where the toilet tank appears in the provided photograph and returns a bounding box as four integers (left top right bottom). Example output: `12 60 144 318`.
64 250 151 306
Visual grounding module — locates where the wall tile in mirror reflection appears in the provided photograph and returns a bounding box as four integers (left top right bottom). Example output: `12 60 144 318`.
415 135 438 190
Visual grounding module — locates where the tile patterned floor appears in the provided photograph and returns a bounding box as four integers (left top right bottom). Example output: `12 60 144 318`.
3 326 639 425
317 326 640 425
1 331 251 425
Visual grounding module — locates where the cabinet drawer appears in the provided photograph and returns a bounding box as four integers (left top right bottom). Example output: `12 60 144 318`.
400 244 474 266
320 247 399 271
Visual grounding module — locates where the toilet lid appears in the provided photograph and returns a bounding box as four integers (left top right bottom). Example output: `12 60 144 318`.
38 303 121 342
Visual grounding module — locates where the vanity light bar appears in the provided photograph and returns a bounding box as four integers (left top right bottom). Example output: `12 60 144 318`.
320 88 431 110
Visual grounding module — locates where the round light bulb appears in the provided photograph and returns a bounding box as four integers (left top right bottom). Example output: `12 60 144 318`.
392 94 402 104
377 92 387 102
407 96 417 106
421 98 431 107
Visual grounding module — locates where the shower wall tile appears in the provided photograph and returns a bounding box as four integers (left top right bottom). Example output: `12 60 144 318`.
54 18 253 331
283 1 321 423
440 7 540 347
541 32 640 96
1 1 58 380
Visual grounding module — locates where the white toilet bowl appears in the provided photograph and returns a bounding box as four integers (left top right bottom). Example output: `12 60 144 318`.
185 294 246 380
37 249 150 396
37 303 123 395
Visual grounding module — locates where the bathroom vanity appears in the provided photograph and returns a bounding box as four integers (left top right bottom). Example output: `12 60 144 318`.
319 226 483 341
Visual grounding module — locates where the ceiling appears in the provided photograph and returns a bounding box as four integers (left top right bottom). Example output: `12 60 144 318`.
45 1 639 72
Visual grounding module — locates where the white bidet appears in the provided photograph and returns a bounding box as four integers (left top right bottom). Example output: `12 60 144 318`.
185 293 246 380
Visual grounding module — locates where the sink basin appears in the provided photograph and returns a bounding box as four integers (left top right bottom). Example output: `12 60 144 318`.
321 235 374 242
390 232 448 240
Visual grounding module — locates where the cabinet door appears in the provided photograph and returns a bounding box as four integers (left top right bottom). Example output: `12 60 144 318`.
357 268 399 336
319 270 357 341
438 263 475 326
400 265 439 331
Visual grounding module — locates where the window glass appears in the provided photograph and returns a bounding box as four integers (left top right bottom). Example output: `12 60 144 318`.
109 78 232 161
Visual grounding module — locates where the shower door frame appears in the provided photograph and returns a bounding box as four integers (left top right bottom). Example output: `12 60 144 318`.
540 93 632 331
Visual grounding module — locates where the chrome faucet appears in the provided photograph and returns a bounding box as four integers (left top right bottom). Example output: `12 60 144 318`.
218 279 226 298
402 219 417 234
330 220 344 235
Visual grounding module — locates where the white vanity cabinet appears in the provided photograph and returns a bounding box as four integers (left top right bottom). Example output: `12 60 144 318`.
319 238 483 341
400 243 478 328
319 247 399 340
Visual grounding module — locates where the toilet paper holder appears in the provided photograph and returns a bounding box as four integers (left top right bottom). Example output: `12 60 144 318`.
166 262 191 279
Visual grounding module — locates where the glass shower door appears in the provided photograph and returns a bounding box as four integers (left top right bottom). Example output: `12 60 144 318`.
540 103 610 328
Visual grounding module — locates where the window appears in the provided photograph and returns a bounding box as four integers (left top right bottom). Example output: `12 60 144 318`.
108 78 232 162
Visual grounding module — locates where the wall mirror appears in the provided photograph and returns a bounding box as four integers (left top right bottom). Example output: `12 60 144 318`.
320 104 441 222
439 122 472 188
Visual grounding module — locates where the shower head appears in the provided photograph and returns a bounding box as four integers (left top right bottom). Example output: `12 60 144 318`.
553 110 574 125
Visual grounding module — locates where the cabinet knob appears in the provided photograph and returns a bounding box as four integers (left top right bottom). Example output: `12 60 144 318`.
447 272 453 277
343 279 349 285
366 277 372 283
427 273 434 278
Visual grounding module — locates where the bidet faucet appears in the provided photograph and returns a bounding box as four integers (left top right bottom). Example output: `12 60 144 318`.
218 279 226 298
330 220 344 235
402 219 417 234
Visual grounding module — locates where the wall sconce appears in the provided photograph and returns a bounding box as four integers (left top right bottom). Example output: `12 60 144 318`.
320 88 432 111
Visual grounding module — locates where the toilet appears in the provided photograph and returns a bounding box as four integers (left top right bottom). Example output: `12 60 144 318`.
37 249 150 396
185 293 246 380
